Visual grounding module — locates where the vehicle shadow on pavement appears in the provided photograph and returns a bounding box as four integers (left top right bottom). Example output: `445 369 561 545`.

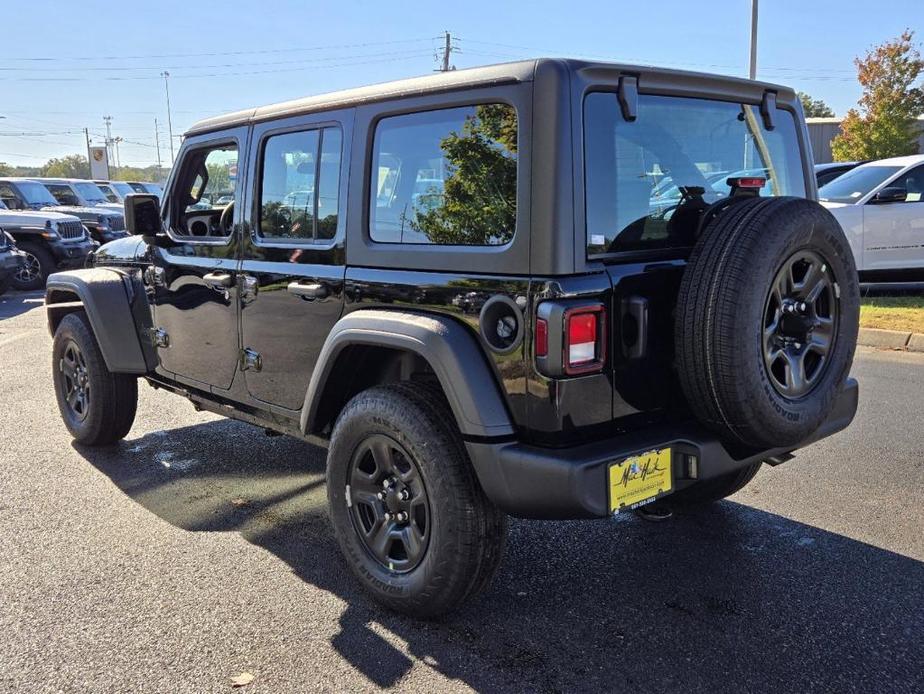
75 419 924 693
0 290 45 321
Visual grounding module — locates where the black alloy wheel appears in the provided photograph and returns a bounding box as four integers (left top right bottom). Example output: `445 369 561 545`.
15 251 43 287
762 250 839 399
348 434 430 573
58 339 91 422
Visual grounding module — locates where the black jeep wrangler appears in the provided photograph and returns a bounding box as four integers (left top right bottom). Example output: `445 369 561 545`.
46 60 859 617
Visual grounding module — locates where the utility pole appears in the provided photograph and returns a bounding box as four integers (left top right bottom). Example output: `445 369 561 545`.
84 128 92 170
154 118 163 169
748 0 759 79
103 115 113 164
161 71 175 165
113 137 123 168
437 31 456 72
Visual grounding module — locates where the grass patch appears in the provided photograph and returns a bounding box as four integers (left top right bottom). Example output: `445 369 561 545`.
859 295 924 333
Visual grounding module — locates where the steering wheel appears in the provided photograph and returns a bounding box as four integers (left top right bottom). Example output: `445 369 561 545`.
219 201 235 234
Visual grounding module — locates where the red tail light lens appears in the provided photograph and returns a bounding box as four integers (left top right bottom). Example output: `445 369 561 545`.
564 306 605 374
728 176 766 189
535 318 548 357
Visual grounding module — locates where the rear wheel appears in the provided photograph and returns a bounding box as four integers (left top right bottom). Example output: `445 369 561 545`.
326 382 507 617
12 241 54 290
52 312 138 445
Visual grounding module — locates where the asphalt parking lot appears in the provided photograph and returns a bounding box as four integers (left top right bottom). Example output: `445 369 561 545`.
1 289 922 693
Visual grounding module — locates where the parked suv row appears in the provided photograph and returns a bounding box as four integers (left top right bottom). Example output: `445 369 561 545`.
0 184 96 289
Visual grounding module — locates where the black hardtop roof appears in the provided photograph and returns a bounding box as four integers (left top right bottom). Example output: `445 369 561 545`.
185 58 794 137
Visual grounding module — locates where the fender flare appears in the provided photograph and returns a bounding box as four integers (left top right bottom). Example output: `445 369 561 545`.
45 268 152 374
301 309 515 439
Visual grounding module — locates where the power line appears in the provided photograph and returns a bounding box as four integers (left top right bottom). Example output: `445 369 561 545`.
0 47 441 73
0 52 435 82
2 37 436 62
460 39 858 75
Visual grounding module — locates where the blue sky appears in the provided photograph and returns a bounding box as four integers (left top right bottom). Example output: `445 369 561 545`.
1 0 920 167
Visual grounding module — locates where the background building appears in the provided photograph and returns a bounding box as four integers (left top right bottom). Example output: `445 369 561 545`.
807 116 924 163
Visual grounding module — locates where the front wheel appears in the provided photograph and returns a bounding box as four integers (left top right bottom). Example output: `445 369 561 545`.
12 242 55 290
52 312 138 445
326 382 507 617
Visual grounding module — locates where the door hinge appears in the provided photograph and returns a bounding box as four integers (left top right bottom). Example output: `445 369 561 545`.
144 265 165 288
149 327 170 348
241 347 262 372
240 274 258 305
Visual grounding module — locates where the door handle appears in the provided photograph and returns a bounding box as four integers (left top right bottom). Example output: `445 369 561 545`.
287 281 328 300
203 271 234 290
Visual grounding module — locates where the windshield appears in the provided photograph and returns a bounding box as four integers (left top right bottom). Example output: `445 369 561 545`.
16 181 60 206
112 182 135 197
96 184 118 202
584 93 806 254
818 165 903 204
74 182 109 204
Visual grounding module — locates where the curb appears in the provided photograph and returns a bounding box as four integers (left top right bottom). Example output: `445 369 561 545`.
857 327 924 352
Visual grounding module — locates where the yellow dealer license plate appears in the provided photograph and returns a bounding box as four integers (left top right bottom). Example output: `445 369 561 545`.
608 448 673 513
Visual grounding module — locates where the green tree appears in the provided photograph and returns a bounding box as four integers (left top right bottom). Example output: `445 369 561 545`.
831 30 924 161
410 104 518 245
0 162 13 177
798 91 835 118
41 154 90 178
205 162 231 192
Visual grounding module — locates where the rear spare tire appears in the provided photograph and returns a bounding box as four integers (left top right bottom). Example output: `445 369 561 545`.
676 196 859 449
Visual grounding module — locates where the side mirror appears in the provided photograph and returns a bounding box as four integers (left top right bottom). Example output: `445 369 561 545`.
124 194 161 236
871 187 907 204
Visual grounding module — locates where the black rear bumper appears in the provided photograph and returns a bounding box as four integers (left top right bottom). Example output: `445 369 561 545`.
466 378 858 519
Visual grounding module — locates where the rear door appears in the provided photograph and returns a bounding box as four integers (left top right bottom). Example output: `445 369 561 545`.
582 91 809 420
237 110 351 410
149 130 246 389
862 164 924 271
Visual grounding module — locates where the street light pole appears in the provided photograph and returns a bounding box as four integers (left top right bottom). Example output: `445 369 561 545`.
161 71 175 165
749 0 759 80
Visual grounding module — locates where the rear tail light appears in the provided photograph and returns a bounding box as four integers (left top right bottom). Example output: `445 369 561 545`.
564 306 606 374
534 301 606 377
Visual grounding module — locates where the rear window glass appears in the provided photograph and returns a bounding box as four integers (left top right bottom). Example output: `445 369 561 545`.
369 104 517 245
584 93 806 255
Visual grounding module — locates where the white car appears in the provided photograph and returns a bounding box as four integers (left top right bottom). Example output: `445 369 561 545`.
819 155 924 278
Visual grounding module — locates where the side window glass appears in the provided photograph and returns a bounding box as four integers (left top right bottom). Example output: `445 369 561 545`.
171 143 238 239
891 166 924 202
47 184 79 206
0 183 18 207
258 126 341 242
369 104 518 245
